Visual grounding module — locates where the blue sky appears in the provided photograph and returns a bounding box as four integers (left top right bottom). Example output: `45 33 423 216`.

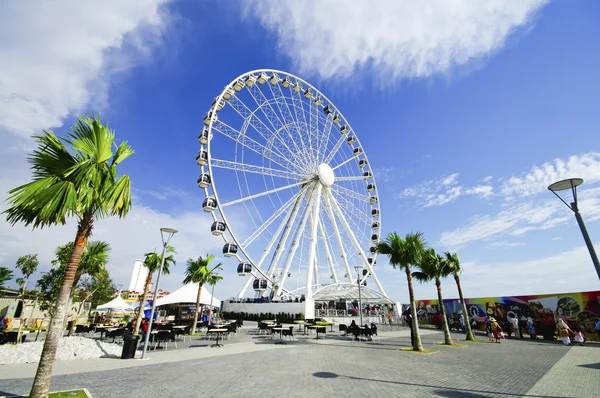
1 0 599 303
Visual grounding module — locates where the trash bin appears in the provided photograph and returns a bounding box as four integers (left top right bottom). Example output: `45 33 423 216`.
121 334 140 359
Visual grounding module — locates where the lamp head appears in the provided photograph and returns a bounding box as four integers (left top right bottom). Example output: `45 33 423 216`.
548 178 583 192
160 227 178 234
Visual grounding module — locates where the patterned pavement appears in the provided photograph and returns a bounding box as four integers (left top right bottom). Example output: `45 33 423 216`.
1 326 598 397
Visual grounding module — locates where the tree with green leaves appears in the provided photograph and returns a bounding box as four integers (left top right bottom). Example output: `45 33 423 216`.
15 254 39 344
413 248 454 345
377 231 426 351
4 114 133 398
444 251 475 341
183 254 223 335
133 246 176 335
0 267 14 288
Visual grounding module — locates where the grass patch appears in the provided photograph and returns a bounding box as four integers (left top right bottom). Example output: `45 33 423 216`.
190 333 205 337
460 338 487 343
400 348 437 354
435 342 468 347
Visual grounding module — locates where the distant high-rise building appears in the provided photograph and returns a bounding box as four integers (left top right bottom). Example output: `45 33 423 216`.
128 260 148 294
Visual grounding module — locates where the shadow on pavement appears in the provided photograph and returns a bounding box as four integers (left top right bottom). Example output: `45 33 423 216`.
312 371 564 398
577 362 600 370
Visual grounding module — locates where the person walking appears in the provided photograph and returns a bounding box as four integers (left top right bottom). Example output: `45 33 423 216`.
403 309 414 347
527 317 537 339
490 317 503 343
510 316 519 339
485 316 494 342
556 318 572 346
387 311 393 328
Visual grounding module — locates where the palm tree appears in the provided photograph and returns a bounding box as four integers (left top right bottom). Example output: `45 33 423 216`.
183 254 223 335
4 115 133 398
133 246 176 335
413 248 454 345
444 251 475 341
0 267 14 288
377 231 426 351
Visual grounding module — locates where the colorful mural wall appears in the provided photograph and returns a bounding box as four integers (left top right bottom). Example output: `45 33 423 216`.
415 290 600 342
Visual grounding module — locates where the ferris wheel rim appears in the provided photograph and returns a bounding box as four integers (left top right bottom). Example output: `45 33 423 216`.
201 68 382 296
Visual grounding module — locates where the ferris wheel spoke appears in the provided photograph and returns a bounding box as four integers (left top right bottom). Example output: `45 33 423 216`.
246 84 310 171
319 218 338 284
241 185 307 247
323 190 353 282
332 156 355 171
331 185 370 203
221 181 303 208
266 83 312 168
212 120 293 171
323 133 348 165
317 107 335 164
330 192 370 246
326 189 386 295
335 176 365 181
211 158 303 180
227 95 304 172
289 85 311 162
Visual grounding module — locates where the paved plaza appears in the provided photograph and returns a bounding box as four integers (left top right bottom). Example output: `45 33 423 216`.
1 326 598 397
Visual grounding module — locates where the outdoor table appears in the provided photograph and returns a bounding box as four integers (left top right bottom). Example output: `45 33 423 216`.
272 327 288 345
308 325 324 340
172 325 186 330
263 320 276 324
207 328 228 347
328 322 335 332
293 320 305 333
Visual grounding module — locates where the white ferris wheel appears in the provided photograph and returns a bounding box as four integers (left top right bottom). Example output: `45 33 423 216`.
196 69 388 312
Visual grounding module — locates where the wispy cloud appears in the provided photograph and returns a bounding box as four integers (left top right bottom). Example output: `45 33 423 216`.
488 241 526 248
439 187 600 250
244 0 547 81
501 152 600 199
400 173 493 208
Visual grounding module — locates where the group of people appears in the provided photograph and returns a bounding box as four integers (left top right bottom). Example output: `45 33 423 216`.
346 319 375 341
484 315 587 346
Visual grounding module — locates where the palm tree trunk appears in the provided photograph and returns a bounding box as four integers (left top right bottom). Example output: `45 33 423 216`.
436 278 453 345
134 272 153 335
29 214 93 398
405 267 423 351
455 273 475 341
191 283 203 335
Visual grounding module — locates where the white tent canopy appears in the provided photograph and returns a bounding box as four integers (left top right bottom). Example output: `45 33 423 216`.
155 283 221 308
96 295 134 311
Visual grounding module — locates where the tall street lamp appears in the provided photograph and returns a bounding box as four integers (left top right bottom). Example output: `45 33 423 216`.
354 266 364 326
208 275 219 325
141 227 178 359
548 178 600 280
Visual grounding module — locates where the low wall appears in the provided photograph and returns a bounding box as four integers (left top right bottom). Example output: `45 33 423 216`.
223 301 304 315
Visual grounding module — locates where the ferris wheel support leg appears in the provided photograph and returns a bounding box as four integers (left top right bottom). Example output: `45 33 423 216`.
323 190 353 283
236 191 304 299
304 183 322 319
261 191 306 297
274 185 316 299
326 189 388 297
319 219 338 284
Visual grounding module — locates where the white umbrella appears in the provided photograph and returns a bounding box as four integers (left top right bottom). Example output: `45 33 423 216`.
96 295 134 311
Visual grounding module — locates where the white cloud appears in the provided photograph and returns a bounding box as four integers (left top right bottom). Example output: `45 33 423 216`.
456 243 600 298
244 0 548 81
373 166 396 184
439 188 600 249
501 152 600 199
488 241 526 248
483 176 493 183
0 0 171 139
465 185 494 198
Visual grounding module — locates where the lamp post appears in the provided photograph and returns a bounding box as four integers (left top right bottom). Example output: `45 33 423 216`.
548 178 600 280
354 266 363 326
140 227 178 359
208 275 218 325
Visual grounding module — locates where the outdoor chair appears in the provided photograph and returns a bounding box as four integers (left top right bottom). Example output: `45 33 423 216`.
227 324 238 339
153 330 174 350
258 322 269 335
107 328 125 344
339 324 347 336
282 326 294 341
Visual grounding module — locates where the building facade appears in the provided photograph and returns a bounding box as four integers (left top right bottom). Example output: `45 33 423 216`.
127 259 148 294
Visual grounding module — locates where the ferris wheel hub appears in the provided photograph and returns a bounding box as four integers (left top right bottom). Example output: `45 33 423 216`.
317 163 335 187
